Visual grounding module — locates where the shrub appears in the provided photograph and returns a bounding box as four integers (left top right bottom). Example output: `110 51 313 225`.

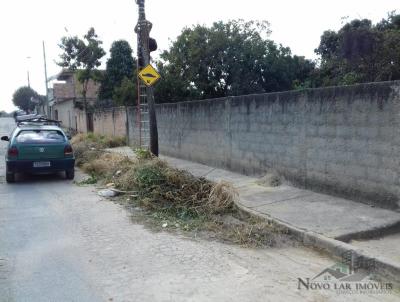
134 148 153 160
135 164 166 188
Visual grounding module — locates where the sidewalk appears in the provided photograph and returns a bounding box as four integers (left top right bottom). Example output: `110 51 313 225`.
161 153 400 284
108 147 400 241
107 147 400 282
162 155 400 240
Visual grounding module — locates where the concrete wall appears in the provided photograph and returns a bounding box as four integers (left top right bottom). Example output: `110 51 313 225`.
81 81 400 208
93 107 127 137
74 107 129 138
52 100 74 129
156 81 400 208
127 107 141 146
73 109 88 133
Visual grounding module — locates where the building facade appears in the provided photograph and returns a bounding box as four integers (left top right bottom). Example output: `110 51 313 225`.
49 69 101 132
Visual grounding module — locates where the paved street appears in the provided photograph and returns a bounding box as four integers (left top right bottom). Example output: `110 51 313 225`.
0 117 398 302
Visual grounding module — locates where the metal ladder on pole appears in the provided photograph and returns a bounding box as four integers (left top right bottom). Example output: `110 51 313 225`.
138 82 150 149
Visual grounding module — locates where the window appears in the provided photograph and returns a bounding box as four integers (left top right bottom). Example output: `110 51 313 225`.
16 130 65 144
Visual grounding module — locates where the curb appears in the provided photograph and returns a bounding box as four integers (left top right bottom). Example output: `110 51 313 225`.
335 220 400 243
235 201 400 286
109 150 400 287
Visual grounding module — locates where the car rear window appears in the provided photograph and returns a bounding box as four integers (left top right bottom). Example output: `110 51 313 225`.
16 130 66 144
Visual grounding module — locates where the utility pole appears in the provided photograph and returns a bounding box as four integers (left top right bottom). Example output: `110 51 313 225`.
135 0 159 156
42 41 50 118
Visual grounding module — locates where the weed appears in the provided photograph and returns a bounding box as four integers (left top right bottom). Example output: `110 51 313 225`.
135 164 166 188
77 174 98 185
134 148 153 160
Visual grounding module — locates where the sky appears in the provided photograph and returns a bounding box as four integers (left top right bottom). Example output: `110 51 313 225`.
0 0 398 113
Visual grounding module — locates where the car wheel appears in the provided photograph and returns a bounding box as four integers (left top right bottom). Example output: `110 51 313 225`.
6 172 15 183
66 169 75 180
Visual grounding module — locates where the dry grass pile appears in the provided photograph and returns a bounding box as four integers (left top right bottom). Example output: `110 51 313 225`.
118 161 292 247
71 136 236 217
257 170 283 187
70 134 293 248
74 144 103 167
84 132 126 148
113 159 236 216
70 133 87 145
81 152 132 179
208 181 238 213
72 132 126 149
71 133 127 166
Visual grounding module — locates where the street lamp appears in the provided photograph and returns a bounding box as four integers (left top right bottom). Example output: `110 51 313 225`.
26 56 31 88
42 41 50 118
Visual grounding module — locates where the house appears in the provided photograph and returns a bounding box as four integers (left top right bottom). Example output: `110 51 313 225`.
49 69 101 132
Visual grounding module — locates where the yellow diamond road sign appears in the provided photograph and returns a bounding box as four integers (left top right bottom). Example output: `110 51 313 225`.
138 64 161 87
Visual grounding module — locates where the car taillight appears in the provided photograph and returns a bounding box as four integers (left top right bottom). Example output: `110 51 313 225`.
64 145 73 157
8 146 18 157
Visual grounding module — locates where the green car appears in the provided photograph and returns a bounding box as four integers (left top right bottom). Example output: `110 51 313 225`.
1 118 75 183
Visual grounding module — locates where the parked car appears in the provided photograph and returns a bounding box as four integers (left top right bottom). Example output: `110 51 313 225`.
1 117 75 183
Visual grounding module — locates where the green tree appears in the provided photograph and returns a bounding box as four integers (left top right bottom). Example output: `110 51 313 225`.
113 77 137 107
113 77 137 139
155 20 315 102
376 13 400 81
99 40 136 101
315 13 400 85
12 86 39 112
57 27 105 113
0 111 9 117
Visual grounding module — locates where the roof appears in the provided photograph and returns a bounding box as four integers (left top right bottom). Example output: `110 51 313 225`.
56 69 75 81
55 69 105 81
51 69 102 102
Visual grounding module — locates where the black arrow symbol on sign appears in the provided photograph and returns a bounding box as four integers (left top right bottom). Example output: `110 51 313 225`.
142 73 157 78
